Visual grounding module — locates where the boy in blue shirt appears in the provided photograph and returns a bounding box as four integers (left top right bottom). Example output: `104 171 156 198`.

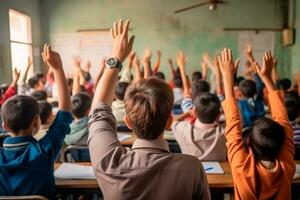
0 44 72 198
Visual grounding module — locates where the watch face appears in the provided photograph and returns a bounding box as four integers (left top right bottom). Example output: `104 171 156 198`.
107 58 117 67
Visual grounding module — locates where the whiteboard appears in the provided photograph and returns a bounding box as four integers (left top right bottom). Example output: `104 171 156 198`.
51 31 112 78
238 31 275 73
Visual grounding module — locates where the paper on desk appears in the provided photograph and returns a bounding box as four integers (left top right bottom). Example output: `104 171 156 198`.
54 162 96 179
117 133 132 141
293 164 300 180
202 162 224 174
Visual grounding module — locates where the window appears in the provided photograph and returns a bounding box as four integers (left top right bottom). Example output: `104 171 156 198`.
9 9 33 73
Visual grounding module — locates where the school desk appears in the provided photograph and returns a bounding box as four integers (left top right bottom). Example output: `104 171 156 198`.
54 161 300 196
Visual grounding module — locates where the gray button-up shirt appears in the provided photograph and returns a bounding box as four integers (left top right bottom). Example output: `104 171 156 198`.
88 102 211 200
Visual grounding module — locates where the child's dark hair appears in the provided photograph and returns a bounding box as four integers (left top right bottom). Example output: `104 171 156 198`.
194 93 220 123
82 71 91 82
192 71 202 82
38 101 52 124
239 79 257 98
71 92 92 118
155 71 165 81
31 90 48 101
277 78 292 92
28 75 40 89
115 82 129 101
248 117 285 161
1 95 39 133
174 74 183 88
192 80 210 99
285 91 300 121
235 76 245 86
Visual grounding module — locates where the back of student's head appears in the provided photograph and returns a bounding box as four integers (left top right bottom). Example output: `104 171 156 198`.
285 91 300 121
31 90 48 101
28 75 41 89
278 78 292 92
174 74 183 88
82 71 91 82
155 71 165 81
115 82 129 101
192 71 202 82
192 80 210 99
1 95 39 133
239 79 256 98
194 93 220 123
71 92 91 119
38 101 53 124
235 76 245 86
124 78 174 140
249 118 285 161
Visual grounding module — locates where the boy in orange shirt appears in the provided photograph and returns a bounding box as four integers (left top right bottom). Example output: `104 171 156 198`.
218 48 295 199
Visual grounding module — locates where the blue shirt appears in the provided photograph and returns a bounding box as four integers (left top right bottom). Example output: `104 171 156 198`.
238 99 265 127
0 111 73 198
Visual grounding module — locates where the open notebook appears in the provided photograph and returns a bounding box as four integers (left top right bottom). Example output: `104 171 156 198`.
202 162 224 174
55 163 96 179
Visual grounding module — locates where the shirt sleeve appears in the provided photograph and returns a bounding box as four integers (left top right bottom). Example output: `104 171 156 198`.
88 102 124 165
0 86 16 105
181 97 193 113
222 97 248 166
39 111 73 162
268 90 296 180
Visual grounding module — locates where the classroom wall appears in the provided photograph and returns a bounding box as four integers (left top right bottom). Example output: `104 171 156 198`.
41 0 291 79
290 1 300 77
0 0 44 83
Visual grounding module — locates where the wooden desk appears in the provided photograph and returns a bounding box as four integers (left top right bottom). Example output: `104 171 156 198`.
55 162 300 194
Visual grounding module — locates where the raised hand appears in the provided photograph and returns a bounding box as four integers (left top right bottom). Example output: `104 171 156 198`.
253 51 274 80
246 44 253 55
111 19 135 63
176 51 186 69
42 44 62 70
128 51 136 63
253 51 276 91
143 48 152 63
218 48 236 98
73 56 81 72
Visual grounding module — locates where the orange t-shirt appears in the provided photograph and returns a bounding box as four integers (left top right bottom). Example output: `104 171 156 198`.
222 90 295 200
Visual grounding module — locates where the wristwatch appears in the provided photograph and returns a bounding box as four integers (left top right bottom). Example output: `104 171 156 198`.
105 58 123 71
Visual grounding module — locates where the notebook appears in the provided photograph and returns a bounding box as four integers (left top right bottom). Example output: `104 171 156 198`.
54 162 96 179
202 162 224 174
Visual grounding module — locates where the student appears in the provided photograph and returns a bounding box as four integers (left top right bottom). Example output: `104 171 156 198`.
112 81 129 126
88 19 210 200
284 91 300 159
31 90 48 101
0 44 72 197
173 74 183 104
34 100 53 140
172 92 227 161
64 92 91 145
0 68 20 106
219 48 295 199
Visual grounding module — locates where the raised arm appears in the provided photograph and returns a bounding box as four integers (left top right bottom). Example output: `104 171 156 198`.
218 48 248 164
212 56 223 95
245 44 255 65
133 54 142 82
176 51 191 96
20 57 32 84
94 58 106 89
72 63 81 95
153 50 161 75
91 19 134 108
167 58 176 78
119 51 134 83
254 51 295 176
143 48 152 78
42 44 71 112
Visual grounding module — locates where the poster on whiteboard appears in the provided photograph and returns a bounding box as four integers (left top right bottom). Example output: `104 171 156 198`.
238 31 275 72
51 31 112 79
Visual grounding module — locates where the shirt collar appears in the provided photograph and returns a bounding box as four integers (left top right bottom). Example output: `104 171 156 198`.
194 119 216 129
132 138 170 153
3 136 36 149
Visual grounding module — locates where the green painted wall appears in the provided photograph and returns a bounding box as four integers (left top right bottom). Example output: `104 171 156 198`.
0 0 43 83
0 0 298 83
41 0 288 78
290 0 300 76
